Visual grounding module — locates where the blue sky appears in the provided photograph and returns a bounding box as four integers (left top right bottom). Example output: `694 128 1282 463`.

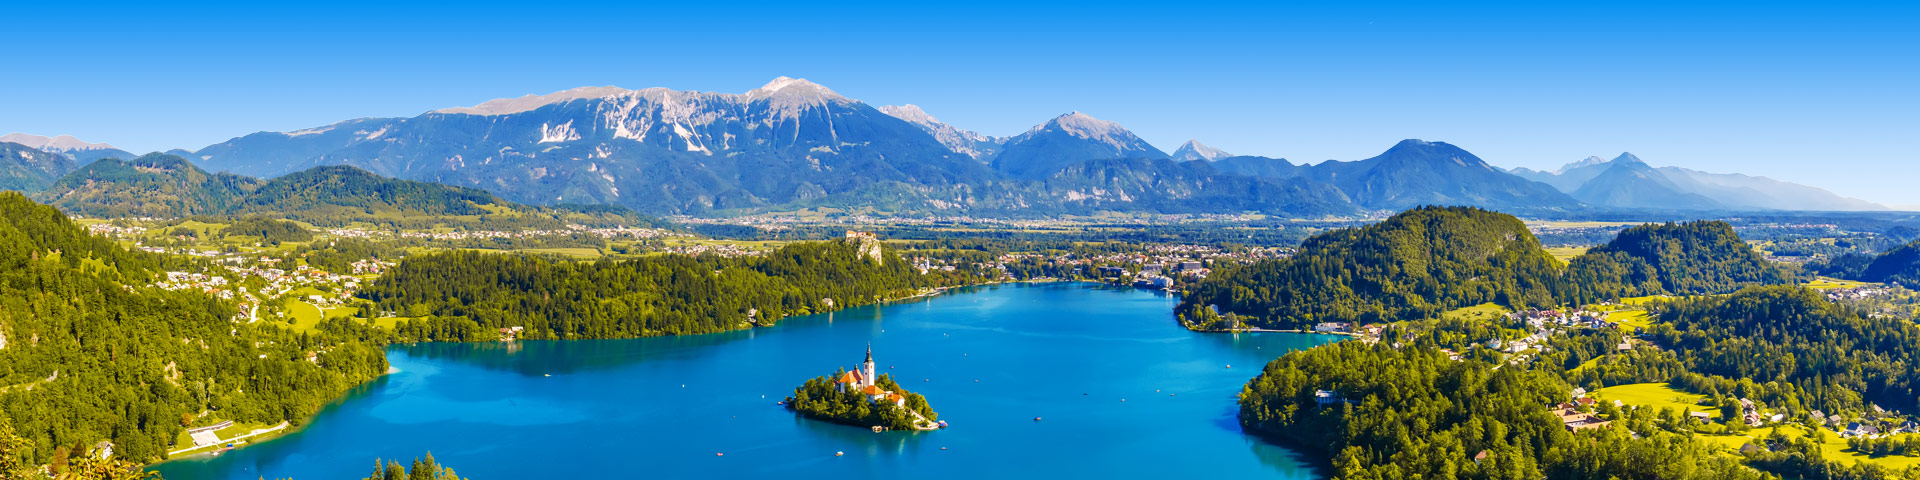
5 1 1918 205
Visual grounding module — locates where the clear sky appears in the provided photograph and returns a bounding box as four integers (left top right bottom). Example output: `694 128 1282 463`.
5 1 1917 205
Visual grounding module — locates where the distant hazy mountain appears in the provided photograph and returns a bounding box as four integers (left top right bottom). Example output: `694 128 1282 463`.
879 104 1004 160
990 112 1168 180
1510 155 1611 192
0 133 135 164
1514 153 1885 211
1170 140 1232 161
1299 140 1580 211
0 142 78 192
1568 157 1723 210
193 117 405 178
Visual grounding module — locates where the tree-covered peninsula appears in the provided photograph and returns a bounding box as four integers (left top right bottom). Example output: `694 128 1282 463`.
0 193 389 468
359 235 981 341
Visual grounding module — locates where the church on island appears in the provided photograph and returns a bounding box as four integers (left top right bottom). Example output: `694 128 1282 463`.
835 344 907 408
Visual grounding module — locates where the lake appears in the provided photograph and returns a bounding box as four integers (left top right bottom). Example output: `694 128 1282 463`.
153 282 1338 479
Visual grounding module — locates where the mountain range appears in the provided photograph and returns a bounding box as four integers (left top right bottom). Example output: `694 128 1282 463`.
0 77 1891 217
1511 153 1884 211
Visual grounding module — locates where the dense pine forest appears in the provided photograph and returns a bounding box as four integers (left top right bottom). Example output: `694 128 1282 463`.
359 238 979 340
1238 341 1763 480
1179 206 1787 329
1648 286 1920 414
0 192 388 469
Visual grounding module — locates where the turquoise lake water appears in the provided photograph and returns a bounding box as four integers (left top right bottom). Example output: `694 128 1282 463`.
153 282 1338 479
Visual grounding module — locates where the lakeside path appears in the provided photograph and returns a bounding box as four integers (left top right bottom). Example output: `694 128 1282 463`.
166 421 290 457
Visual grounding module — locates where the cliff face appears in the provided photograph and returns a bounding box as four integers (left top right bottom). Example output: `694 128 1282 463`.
844 231 885 265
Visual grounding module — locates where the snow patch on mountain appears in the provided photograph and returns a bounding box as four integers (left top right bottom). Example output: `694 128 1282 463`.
1171 140 1232 161
539 121 579 143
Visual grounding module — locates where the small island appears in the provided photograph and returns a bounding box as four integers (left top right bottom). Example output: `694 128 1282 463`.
786 345 943 431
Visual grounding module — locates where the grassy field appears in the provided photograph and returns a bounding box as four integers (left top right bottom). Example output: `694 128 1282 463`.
170 420 272 451
1699 425 1920 469
1442 303 1512 322
1592 383 1718 417
1804 277 1873 290
1545 247 1588 265
286 300 325 333
1606 310 1653 332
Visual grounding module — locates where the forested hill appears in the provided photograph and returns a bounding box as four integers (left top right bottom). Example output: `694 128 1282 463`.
1810 239 1920 289
1178 206 1564 329
359 238 976 340
35 152 262 217
1237 341 1761 479
1563 221 1787 304
33 153 659 228
1650 286 1920 414
1180 207 1787 329
0 193 388 466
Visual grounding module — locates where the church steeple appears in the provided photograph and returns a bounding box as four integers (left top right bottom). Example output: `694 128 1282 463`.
861 343 877 388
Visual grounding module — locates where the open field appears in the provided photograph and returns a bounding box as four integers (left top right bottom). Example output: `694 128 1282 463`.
286 301 325 333
1804 277 1873 290
1442 303 1511 322
1607 310 1653 332
1545 247 1588 265
1701 425 1920 469
1593 383 1717 417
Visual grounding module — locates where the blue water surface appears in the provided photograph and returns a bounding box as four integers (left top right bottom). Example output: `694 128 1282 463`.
153 282 1337 479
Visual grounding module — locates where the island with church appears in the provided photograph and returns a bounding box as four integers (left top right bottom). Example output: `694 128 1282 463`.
785 345 944 432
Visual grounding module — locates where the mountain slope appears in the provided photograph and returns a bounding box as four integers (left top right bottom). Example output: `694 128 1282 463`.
0 142 78 192
193 117 406 178
989 112 1167 180
879 104 1004 160
1300 139 1579 211
1210 155 1305 178
1568 157 1722 210
996 158 1354 216
1170 140 1231 161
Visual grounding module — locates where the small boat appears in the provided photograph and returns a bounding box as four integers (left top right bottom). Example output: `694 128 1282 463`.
871 426 885 433
940 446 949 450
543 374 550 377
835 451 845 457
716 453 724 456
937 420 948 428
1033 417 1042 421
